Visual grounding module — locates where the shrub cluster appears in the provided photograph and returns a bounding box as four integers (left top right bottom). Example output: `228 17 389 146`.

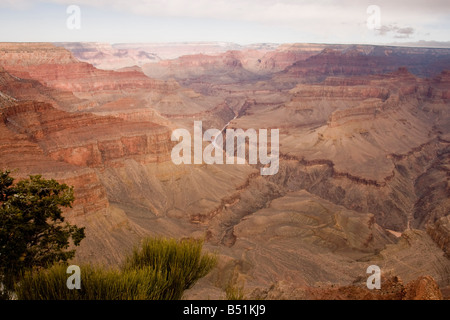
14 237 216 300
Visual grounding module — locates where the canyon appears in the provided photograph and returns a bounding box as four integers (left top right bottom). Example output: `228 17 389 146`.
0 42 449 299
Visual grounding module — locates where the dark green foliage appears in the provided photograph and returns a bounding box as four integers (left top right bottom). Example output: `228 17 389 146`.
0 171 85 297
123 237 218 298
14 237 217 300
15 264 169 300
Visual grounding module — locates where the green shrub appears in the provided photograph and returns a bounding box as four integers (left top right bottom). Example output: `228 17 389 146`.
14 237 216 300
225 281 245 300
123 237 217 293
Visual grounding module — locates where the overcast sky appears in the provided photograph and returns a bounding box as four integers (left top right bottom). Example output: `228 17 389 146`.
0 0 449 45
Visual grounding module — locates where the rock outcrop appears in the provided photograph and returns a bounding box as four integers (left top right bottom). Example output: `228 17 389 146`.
428 216 450 258
247 275 444 300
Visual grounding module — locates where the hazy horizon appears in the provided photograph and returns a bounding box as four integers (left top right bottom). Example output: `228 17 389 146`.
1 40 450 50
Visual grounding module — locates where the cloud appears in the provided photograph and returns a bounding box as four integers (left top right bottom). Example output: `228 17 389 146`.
1 0 448 43
4 0 450 24
394 27 415 38
20 0 368 43
0 0 33 9
377 24 415 38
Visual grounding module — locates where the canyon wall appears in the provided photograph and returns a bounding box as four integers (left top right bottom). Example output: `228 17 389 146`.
1 42 449 298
